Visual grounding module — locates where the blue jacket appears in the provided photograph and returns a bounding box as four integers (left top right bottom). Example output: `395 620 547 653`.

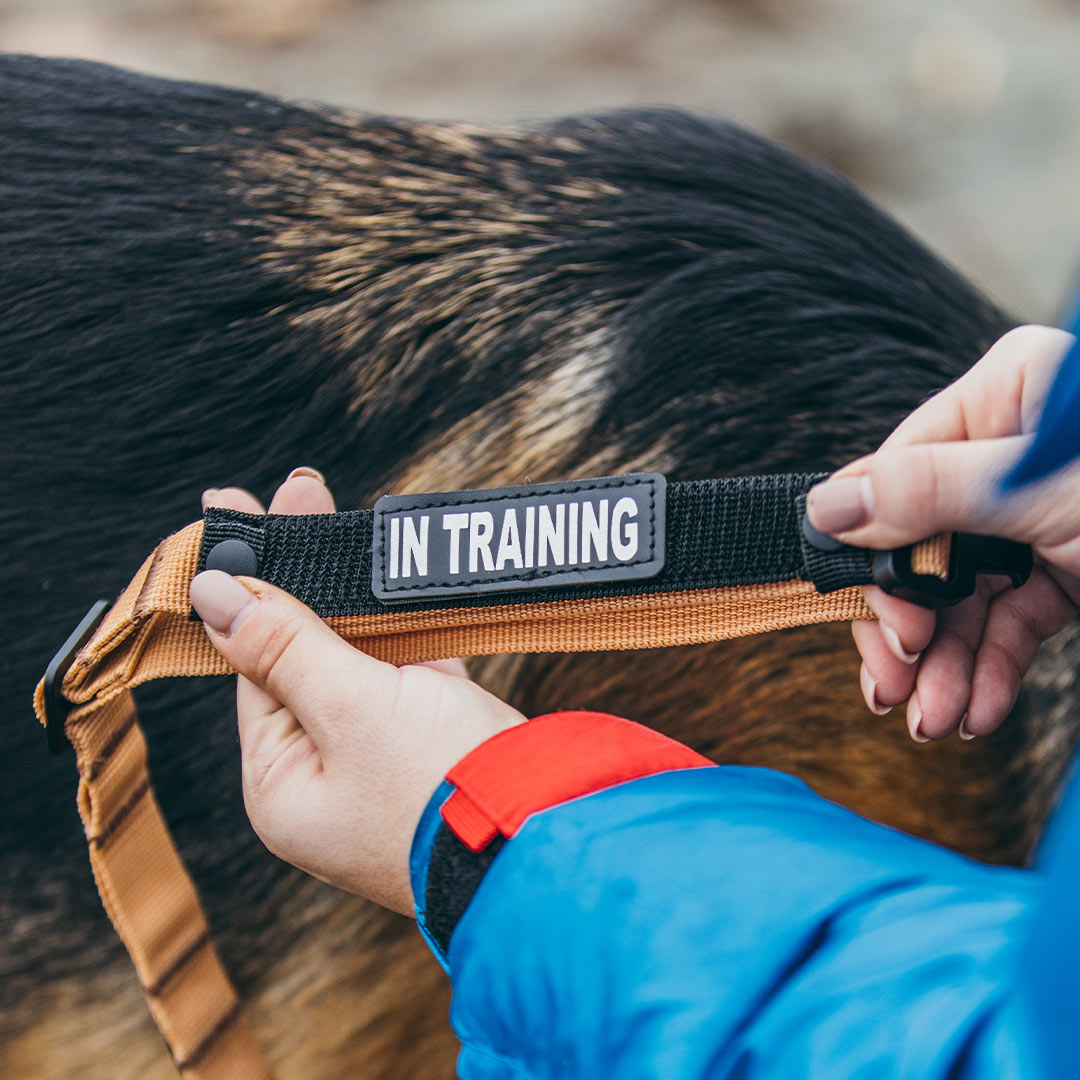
410 714 1074 1079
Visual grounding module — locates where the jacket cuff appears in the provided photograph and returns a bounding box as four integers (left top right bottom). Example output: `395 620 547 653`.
411 710 713 962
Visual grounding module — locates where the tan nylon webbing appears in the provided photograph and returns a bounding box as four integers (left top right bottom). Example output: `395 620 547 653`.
32 519 949 1077
911 532 952 579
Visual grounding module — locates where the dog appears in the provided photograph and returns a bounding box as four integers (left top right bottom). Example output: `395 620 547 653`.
2 53 1077 1079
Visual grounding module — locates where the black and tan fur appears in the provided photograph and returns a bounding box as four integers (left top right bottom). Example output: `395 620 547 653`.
2 54 1077 1079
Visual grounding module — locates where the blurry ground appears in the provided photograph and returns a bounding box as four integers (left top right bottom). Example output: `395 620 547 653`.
1 0 1078 321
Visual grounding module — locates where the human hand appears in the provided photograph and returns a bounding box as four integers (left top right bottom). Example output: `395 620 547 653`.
806 325 1080 742
189 469 525 916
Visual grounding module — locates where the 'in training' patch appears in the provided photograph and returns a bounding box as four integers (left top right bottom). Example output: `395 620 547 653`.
372 474 666 600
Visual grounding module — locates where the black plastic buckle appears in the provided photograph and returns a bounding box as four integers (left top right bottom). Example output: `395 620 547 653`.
872 534 1033 609
43 599 112 755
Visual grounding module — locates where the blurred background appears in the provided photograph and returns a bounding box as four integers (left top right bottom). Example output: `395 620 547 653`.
1 0 1077 322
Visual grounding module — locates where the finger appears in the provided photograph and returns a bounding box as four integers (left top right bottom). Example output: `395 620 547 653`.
239 467 334 720
235 691 313 789
804 433 1080 550
875 325 1074 452
817 325 1075 525
241 464 332 725
268 466 335 515
197 486 276 741
190 570 401 751
236 671 285 746
908 584 994 740
202 486 266 514
852 619 918 714
965 568 1080 737
861 585 936 662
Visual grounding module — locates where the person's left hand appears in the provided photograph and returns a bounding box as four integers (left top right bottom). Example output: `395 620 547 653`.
190 468 525 916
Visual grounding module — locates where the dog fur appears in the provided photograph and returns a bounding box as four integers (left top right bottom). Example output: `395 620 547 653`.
2 54 1077 1079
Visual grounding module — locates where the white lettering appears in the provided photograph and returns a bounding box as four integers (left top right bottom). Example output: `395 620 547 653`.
568 502 579 565
524 505 535 568
581 499 608 562
443 513 469 574
389 516 400 579
495 508 523 570
401 515 428 578
610 497 639 561
538 504 565 567
469 511 495 573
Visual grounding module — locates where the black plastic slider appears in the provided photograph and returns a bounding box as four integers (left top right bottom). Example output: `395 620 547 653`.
43 599 112 755
799 499 1034 609
871 533 1033 609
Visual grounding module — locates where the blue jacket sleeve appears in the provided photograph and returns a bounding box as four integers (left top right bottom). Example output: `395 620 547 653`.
411 764 1044 1080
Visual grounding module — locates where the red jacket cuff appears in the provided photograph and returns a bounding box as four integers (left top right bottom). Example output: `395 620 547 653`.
441 711 715 852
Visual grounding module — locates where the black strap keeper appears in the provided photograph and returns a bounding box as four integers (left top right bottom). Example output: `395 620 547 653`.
795 493 875 594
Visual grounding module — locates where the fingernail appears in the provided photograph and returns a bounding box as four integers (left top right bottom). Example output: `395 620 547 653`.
806 474 874 535
201 488 220 508
189 570 257 636
907 694 929 743
860 663 892 715
286 466 325 484
881 624 920 664
958 712 976 741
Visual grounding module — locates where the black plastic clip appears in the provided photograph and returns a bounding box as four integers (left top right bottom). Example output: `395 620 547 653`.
43 599 112 756
872 534 1033 609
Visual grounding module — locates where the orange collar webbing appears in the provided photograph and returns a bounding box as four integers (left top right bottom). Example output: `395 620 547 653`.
31 471 1032 1078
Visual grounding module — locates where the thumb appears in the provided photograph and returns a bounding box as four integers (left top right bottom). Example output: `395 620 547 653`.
189 570 399 750
806 434 1041 550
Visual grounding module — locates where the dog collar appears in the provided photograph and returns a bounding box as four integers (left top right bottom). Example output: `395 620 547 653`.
33 469 1032 1079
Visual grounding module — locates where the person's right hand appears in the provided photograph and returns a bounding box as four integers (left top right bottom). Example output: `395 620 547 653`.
806 325 1080 743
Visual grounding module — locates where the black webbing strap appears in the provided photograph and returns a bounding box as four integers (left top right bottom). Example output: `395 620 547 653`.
794 492 877 593
196 473 874 616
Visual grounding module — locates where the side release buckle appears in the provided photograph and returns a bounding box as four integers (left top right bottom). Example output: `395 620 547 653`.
43 599 112 755
872 534 1033 609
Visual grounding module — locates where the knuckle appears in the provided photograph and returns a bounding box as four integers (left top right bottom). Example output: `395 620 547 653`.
997 324 1042 349
241 782 272 839
933 621 978 658
255 822 288 864
916 445 944 516
980 636 1026 690
247 609 305 688
996 595 1049 669
1007 596 1043 647
240 780 291 864
874 445 940 524
996 324 1075 373
997 323 1060 353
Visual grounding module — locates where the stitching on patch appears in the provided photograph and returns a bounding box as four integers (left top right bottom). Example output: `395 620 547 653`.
376 475 660 594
